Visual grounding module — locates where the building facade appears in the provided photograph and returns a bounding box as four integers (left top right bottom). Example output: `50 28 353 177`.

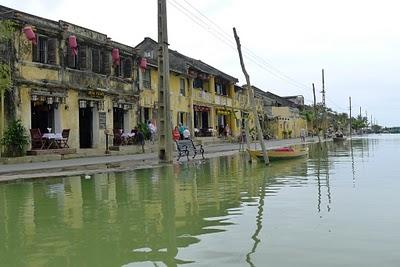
1 5 138 150
135 38 242 138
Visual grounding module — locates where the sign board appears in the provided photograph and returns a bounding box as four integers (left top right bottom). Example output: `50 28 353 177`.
99 112 106 129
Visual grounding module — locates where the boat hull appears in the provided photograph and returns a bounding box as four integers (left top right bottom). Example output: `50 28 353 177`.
247 147 309 161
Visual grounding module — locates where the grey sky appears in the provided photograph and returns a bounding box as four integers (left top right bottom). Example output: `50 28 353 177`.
3 0 400 126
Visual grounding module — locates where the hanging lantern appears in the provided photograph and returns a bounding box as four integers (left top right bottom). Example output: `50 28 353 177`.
23 26 36 45
47 97 53 105
54 97 60 103
39 95 46 102
123 104 129 111
89 100 95 108
79 100 87 108
139 57 147 70
113 102 118 108
68 35 78 56
31 94 38 101
112 48 120 66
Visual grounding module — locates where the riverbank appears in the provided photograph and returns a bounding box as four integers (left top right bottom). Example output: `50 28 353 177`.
0 137 326 181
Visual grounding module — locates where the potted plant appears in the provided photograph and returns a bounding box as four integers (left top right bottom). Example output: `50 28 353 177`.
1 120 30 157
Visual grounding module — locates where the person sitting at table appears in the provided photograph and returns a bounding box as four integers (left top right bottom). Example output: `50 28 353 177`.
172 126 180 141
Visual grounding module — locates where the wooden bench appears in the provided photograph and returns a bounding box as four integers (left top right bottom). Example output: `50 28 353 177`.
176 139 205 161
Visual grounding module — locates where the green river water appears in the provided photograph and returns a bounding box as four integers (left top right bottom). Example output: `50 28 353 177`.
1 135 399 267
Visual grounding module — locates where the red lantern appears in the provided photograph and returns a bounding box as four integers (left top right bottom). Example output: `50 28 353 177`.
68 35 78 56
23 26 36 45
112 48 120 66
139 57 147 70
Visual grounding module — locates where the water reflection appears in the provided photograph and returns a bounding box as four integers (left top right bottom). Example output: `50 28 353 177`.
0 136 387 266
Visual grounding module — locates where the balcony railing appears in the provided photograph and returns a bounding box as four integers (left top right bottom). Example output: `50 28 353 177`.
193 88 212 103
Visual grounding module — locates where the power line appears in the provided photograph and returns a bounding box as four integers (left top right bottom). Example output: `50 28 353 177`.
168 0 349 112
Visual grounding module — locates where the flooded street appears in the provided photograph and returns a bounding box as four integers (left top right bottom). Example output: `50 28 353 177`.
1 135 399 266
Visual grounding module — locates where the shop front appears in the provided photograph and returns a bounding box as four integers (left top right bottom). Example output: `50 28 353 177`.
193 105 212 137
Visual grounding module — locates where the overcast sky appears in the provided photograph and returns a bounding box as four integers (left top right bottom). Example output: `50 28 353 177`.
3 0 400 126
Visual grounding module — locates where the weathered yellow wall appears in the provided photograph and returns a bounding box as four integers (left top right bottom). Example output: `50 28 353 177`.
63 90 80 148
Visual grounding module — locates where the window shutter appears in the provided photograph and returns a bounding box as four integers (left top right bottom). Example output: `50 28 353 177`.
47 38 57 65
78 45 87 70
32 36 39 62
123 58 132 78
66 40 75 68
101 50 111 75
92 48 100 73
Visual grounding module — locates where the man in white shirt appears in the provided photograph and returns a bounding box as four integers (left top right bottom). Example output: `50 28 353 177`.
183 127 191 139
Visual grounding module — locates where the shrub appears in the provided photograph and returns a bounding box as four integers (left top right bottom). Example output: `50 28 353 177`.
1 120 30 157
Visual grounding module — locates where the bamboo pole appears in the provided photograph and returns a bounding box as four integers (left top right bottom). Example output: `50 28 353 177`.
233 27 269 165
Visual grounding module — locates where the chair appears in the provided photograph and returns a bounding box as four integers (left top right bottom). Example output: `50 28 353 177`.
113 129 125 146
60 129 70 148
30 128 45 149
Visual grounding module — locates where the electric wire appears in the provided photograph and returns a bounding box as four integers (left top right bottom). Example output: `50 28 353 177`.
168 0 349 112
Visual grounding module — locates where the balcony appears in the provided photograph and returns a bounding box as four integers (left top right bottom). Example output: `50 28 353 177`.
193 88 212 104
215 95 232 107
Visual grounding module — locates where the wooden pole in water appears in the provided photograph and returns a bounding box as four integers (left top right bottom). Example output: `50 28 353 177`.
233 27 269 165
349 96 352 138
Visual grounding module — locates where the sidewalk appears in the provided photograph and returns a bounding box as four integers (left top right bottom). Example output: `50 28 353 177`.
0 137 321 180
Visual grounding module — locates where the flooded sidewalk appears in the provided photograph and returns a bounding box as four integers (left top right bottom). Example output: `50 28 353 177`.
0 137 322 180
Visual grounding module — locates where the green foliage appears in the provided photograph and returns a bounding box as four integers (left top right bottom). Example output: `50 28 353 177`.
352 116 368 131
137 122 150 140
0 63 11 92
0 20 16 41
1 120 30 157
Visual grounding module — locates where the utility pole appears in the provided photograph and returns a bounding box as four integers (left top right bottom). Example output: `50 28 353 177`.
312 83 316 128
157 0 173 162
233 27 269 165
321 69 327 138
321 69 326 107
349 96 352 137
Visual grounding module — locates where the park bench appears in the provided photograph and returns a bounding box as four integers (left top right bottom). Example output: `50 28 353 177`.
176 139 205 161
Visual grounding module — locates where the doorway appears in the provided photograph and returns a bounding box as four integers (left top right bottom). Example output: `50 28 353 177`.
31 101 54 133
79 107 93 148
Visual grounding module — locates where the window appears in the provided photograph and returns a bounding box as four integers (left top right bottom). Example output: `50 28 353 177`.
66 40 77 69
215 81 227 96
143 69 151 89
114 57 133 78
32 36 57 64
179 78 186 96
91 48 110 75
193 78 203 90
91 48 101 73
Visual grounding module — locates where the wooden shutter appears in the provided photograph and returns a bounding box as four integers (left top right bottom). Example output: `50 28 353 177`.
32 36 39 62
78 45 87 70
123 58 132 78
91 48 100 73
67 47 75 68
101 50 111 75
47 38 57 65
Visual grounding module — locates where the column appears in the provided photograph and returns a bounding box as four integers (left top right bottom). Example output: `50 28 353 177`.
188 78 194 136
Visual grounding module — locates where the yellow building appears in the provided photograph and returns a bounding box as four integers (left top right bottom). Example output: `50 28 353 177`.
135 38 241 139
253 86 307 140
1 6 138 150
